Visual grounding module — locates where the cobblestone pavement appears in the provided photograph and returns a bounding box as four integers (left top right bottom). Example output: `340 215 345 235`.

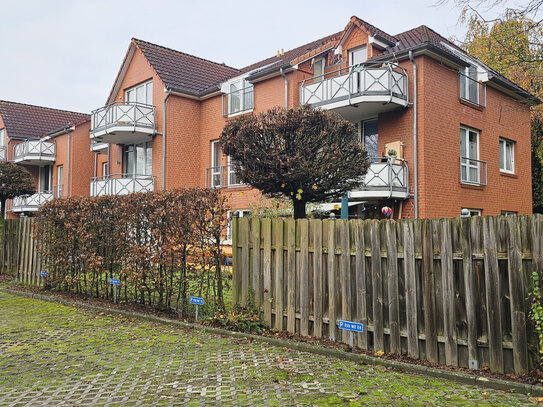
0 293 538 406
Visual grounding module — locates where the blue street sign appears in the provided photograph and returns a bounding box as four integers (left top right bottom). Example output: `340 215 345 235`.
40 271 48 277
338 320 364 332
110 278 121 285
190 296 204 305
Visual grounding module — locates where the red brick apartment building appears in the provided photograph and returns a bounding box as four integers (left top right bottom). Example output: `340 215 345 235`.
0 16 539 221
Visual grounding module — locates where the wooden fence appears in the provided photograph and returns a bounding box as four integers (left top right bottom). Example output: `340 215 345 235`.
0 218 43 285
232 215 543 374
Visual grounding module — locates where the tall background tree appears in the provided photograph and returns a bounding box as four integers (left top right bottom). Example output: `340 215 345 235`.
452 3 543 211
0 162 35 219
220 106 369 219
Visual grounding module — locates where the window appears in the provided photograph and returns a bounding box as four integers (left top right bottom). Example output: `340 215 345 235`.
227 155 242 186
226 210 252 240
211 141 222 187
56 165 63 197
125 80 153 105
0 129 5 147
228 79 254 115
362 119 378 162
102 162 109 177
460 65 479 105
123 142 152 176
499 138 515 174
349 46 367 67
462 208 482 217
460 126 484 185
39 165 52 193
501 210 517 216
313 58 325 82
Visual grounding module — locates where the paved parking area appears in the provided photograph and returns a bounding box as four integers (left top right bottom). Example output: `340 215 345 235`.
0 292 537 406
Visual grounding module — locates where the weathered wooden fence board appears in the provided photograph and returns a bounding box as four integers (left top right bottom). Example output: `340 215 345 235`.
232 215 543 375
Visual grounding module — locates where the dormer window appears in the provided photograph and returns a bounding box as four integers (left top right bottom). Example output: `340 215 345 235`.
349 45 367 67
313 58 325 82
460 65 479 105
228 79 254 116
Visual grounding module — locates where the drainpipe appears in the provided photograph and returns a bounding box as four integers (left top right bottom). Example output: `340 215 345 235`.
63 127 73 197
409 51 418 219
279 67 288 108
162 88 172 190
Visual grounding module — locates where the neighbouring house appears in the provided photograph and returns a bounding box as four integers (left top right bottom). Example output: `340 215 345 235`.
0 101 91 218
90 15 538 227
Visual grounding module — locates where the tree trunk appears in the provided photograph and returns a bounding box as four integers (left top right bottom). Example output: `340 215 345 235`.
293 199 306 219
0 198 5 221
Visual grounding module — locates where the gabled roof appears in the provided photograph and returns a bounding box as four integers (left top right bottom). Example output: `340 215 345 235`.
335 16 397 49
0 101 89 140
133 39 240 96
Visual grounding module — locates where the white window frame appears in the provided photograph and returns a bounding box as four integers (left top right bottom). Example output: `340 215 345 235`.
38 165 52 193
462 208 482 217
460 126 481 185
125 80 153 105
313 58 325 82
501 210 517 216
228 79 254 116
56 165 63 197
123 142 152 176
211 140 222 188
102 161 109 178
460 65 479 105
227 155 243 187
499 138 515 174
0 129 5 148
349 45 367 67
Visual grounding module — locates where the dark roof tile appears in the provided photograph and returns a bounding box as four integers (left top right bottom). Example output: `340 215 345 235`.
0 101 89 139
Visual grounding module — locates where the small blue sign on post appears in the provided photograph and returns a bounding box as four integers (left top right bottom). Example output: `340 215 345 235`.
338 320 364 332
190 296 204 305
190 296 204 321
110 278 120 304
338 320 364 347
40 271 48 278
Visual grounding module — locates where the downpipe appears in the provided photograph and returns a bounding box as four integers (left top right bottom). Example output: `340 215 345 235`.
409 51 418 219
279 67 288 108
162 88 172 190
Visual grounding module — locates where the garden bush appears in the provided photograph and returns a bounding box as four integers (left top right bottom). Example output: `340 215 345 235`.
35 188 229 317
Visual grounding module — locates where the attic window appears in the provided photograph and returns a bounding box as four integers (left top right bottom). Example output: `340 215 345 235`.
228 79 254 116
459 65 480 105
349 45 367 67
313 58 325 82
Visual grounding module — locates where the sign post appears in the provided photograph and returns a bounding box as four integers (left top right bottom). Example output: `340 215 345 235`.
110 278 120 304
190 296 204 321
40 270 48 288
338 320 364 347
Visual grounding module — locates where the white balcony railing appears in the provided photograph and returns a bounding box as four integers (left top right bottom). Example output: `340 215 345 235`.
350 157 409 200
460 157 487 186
90 174 155 196
205 165 244 188
90 102 156 144
13 140 56 164
11 192 54 213
300 63 409 110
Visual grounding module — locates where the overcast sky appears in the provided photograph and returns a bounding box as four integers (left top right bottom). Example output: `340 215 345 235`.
1 0 477 113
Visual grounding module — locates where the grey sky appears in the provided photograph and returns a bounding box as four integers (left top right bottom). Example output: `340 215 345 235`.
1 0 471 113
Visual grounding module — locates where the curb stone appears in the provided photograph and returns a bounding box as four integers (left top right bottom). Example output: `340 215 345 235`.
2 287 542 397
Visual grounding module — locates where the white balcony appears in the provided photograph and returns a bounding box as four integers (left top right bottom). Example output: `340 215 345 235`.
299 63 409 121
349 157 409 200
91 140 108 153
11 192 54 213
90 102 156 145
205 165 245 188
90 174 155 196
13 140 56 165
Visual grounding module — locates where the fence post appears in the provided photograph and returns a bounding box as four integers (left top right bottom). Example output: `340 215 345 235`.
231 215 240 306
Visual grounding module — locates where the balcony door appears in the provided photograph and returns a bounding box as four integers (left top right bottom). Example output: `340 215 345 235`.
362 119 378 162
123 142 152 177
460 127 480 184
39 165 52 193
211 141 222 187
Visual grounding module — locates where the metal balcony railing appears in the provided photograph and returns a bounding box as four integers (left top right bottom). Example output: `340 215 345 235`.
351 157 409 199
299 63 408 107
11 192 54 212
459 72 486 107
90 102 156 138
222 86 254 116
90 173 156 196
460 157 487 186
205 165 244 188
13 140 56 163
